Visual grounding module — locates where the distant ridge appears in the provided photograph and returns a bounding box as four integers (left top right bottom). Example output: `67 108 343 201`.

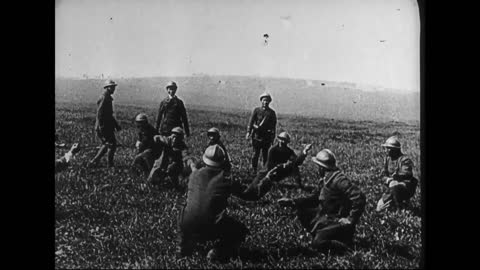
55 75 420 122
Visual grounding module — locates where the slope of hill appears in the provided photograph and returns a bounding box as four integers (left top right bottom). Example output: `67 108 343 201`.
55 75 420 123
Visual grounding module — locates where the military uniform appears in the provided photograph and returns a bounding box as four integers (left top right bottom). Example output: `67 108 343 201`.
293 170 366 250
147 135 188 187
156 96 190 136
207 140 232 173
177 164 275 258
264 143 302 187
247 106 277 170
377 154 418 211
132 123 160 175
91 89 120 167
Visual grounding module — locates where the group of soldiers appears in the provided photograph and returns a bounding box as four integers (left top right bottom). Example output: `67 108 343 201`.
55 80 419 262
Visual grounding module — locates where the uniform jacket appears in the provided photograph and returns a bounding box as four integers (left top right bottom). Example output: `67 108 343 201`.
180 166 274 231
383 154 417 198
137 123 159 153
95 91 120 134
153 135 188 170
265 143 297 171
247 107 277 142
156 96 190 136
294 170 366 228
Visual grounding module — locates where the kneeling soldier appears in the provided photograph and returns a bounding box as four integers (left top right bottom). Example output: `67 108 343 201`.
132 113 160 176
376 136 418 211
177 145 278 262
278 149 366 254
265 131 305 189
147 127 188 188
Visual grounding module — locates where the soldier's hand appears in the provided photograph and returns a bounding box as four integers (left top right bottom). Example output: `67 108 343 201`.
70 143 81 155
245 133 251 140
135 141 141 150
277 198 295 208
303 144 313 155
338 218 352 225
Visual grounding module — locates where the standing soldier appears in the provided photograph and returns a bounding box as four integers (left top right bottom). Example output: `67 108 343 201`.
246 92 277 173
147 127 189 188
376 136 418 211
89 79 121 168
132 113 160 176
155 81 190 137
278 149 366 254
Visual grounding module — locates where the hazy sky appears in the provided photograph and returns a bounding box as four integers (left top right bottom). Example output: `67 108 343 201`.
55 0 420 92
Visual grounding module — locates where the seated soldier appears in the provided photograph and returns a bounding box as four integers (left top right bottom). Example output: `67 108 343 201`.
131 113 160 176
264 131 305 189
147 127 188 188
177 145 279 262
55 134 81 173
242 143 312 199
376 136 418 211
278 149 366 254
206 127 232 173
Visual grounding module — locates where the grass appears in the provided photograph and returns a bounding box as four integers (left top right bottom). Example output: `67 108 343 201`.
55 101 421 269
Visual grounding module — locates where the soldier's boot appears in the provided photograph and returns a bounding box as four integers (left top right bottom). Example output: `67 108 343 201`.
107 145 116 168
89 145 107 166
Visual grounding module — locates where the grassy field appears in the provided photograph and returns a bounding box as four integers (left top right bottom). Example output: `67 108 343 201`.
55 101 421 269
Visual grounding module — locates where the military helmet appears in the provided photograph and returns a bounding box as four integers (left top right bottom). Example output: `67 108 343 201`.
259 92 272 101
277 132 291 143
166 81 178 90
135 113 148 122
381 136 401 149
311 149 337 170
207 127 220 137
103 79 117 88
171 127 184 136
202 144 226 167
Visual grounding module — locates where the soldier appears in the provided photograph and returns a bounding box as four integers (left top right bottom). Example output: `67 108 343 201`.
55 134 81 173
206 127 231 173
155 81 190 137
264 131 305 189
88 79 121 168
177 145 279 262
376 136 418 211
277 149 366 254
147 127 189 188
132 113 160 176
246 92 277 173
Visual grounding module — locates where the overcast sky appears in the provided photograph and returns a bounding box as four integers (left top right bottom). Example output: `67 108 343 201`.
55 0 420 92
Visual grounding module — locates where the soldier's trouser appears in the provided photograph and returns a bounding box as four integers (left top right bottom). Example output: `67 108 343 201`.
178 212 249 258
251 139 271 170
148 159 183 186
296 208 354 252
376 182 410 211
91 131 117 166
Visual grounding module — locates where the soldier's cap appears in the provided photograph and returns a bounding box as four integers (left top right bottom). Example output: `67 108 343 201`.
259 92 272 101
207 127 220 136
135 113 148 122
311 149 338 170
203 144 225 167
103 79 117 88
277 132 291 143
166 81 178 90
381 136 401 149
171 127 184 136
